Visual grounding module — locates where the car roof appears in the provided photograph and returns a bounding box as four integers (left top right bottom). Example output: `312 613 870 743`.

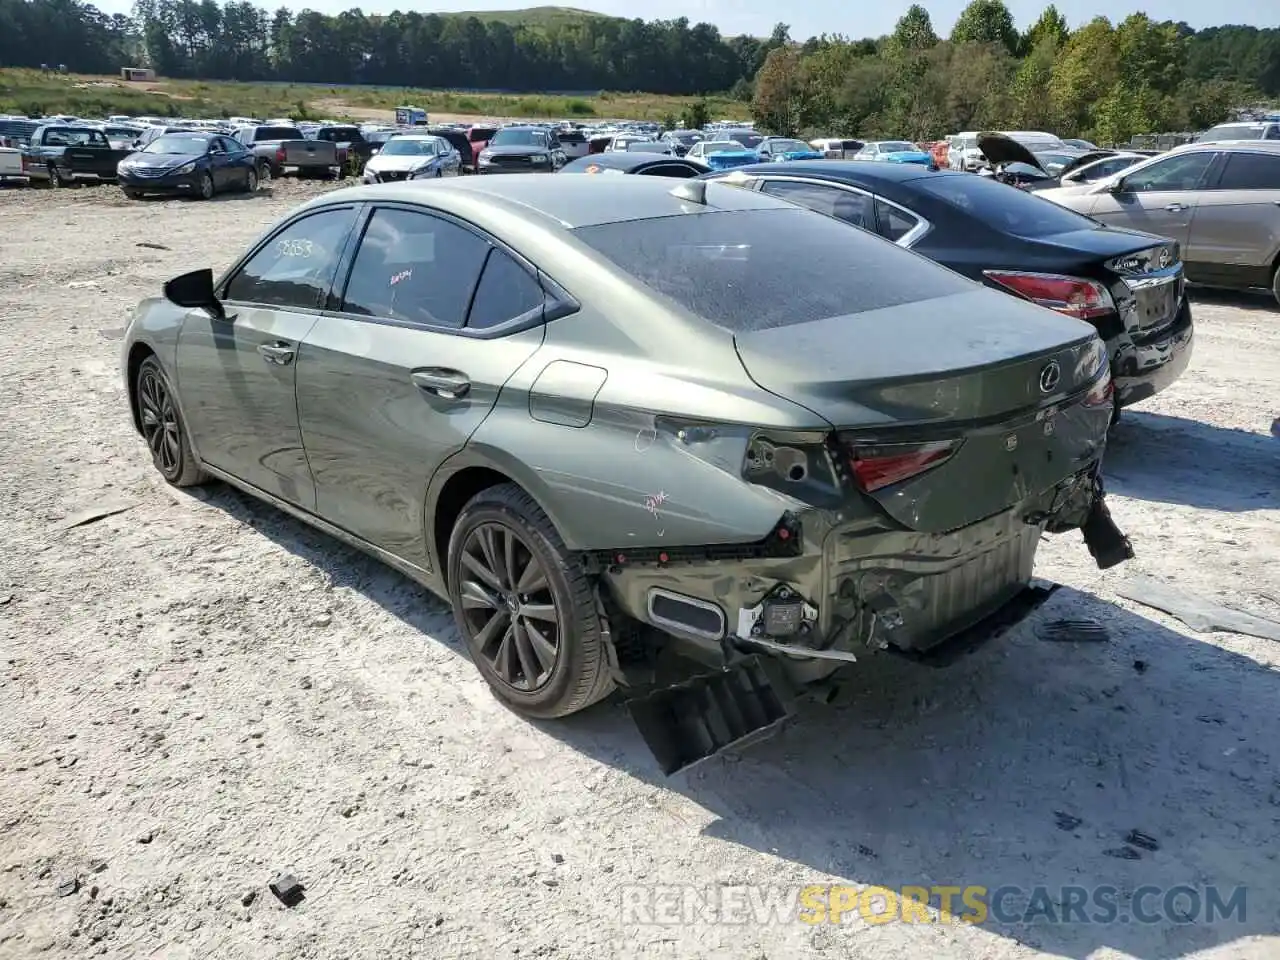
1177 140 1280 154
729 159 941 183
304 173 793 229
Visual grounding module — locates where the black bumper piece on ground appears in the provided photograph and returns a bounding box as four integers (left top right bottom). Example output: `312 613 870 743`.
626 655 797 776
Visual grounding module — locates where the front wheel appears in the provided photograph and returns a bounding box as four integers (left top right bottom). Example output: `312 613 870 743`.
135 357 208 487
1271 263 1280 309
196 171 214 200
243 167 258 193
48 164 66 188
447 483 615 719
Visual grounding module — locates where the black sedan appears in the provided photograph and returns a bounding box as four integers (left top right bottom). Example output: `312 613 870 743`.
117 132 259 200
702 161 1192 412
560 152 709 178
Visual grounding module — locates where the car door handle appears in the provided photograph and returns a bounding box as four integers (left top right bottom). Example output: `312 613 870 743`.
1164 203 1188 212
258 342 295 366
411 369 470 400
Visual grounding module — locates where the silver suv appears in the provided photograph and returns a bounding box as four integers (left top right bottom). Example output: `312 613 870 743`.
1038 141 1280 305
1197 120 1280 143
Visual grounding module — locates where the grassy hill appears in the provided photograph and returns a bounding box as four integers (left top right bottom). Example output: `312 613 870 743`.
439 6 622 29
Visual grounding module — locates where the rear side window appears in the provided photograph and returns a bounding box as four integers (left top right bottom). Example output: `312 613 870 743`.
912 174 1100 237
1202 124 1264 141
572 208 971 333
341 208 491 328
467 249 544 329
1215 152 1280 190
224 207 359 309
256 126 301 141
875 199 920 243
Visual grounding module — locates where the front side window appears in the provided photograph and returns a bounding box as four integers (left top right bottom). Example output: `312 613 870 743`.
1121 152 1215 192
1214 152 1280 190
759 179 874 231
341 208 491 328
224 207 359 309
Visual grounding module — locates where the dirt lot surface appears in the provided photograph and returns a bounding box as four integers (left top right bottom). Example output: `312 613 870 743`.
0 180 1278 960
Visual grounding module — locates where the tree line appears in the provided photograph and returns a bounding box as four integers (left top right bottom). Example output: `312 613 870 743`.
0 0 1277 140
751 3 1280 144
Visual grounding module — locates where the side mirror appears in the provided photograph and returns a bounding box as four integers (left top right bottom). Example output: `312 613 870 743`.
164 268 225 320
1106 177 1125 194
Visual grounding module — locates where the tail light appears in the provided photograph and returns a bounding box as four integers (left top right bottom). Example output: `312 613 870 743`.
844 439 963 492
1081 345 1114 409
275 146 286 164
984 270 1115 321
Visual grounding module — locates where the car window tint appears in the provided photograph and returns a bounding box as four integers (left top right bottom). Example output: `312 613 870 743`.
874 199 920 242
341 208 490 328
224 207 358 309
1122 153 1214 192
467 249 544 329
912 174 1095 238
759 179 873 230
572 208 971 333
1215 152 1280 190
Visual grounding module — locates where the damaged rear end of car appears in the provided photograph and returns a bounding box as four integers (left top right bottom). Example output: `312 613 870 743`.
560 193 1132 773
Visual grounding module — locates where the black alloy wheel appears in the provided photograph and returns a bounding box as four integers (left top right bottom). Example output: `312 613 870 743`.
135 357 206 486
458 521 559 692
447 483 614 718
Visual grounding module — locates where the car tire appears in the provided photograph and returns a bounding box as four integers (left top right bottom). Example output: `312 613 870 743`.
195 172 214 200
47 164 65 188
1272 262 1280 309
447 483 615 719
123 188 143 200
135 357 208 487
244 167 258 193
258 162 273 184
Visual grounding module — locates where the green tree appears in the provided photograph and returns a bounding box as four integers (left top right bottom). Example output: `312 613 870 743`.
1048 17 1120 134
751 46 802 134
681 99 711 130
1010 35 1058 128
889 4 938 53
950 0 1018 55
1020 4 1068 56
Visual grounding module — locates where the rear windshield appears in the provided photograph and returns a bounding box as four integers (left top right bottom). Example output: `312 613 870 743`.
1200 123 1264 141
572 208 971 332
912 174 1098 238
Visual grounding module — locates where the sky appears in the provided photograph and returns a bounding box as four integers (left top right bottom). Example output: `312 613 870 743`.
91 0 1272 37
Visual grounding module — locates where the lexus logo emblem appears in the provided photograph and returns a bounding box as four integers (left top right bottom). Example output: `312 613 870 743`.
1039 360 1062 394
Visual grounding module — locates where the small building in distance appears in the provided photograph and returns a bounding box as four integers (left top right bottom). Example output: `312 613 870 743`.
121 67 156 82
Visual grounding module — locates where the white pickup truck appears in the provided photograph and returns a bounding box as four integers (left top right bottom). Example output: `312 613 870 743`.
0 138 24 182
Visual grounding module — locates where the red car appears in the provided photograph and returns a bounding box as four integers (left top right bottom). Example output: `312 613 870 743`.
467 125 496 157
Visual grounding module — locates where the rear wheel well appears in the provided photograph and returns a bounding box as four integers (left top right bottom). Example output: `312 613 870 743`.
125 343 157 433
432 467 513 586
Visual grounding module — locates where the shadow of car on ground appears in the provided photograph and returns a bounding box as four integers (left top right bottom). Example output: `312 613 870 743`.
1105 411 1277 512
185 483 1280 960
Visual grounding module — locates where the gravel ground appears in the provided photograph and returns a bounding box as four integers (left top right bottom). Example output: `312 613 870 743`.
0 180 1278 960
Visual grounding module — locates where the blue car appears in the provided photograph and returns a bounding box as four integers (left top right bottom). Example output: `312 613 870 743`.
855 140 935 167
755 137 824 162
686 138 759 170
117 131 260 201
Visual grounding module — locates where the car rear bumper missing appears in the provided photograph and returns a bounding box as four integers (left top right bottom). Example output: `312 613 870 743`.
596 463 1122 687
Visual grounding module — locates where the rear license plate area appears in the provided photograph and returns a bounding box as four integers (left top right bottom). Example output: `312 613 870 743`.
1128 276 1178 329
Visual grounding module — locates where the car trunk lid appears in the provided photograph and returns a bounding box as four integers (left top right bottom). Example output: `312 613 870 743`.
734 287 1109 533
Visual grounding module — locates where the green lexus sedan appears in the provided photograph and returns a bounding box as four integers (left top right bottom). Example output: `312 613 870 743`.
123 175 1132 771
